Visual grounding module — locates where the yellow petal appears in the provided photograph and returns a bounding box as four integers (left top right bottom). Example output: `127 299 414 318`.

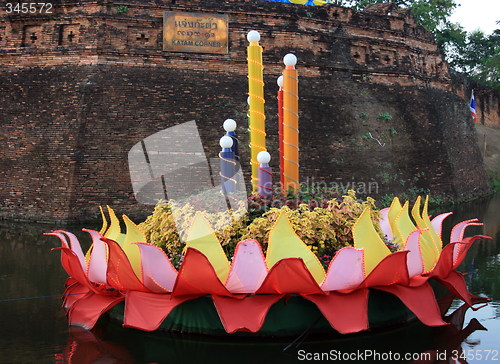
411 196 425 229
353 207 391 275
266 212 325 284
394 201 416 249
410 197 439 269
99 206 108 235
387 197 403 247
104 205 121 242
423 196 442 252
122 214 146 279
185 212 230 283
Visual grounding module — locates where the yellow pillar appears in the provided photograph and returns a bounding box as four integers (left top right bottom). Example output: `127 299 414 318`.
246 30 266 192
282 53 299 192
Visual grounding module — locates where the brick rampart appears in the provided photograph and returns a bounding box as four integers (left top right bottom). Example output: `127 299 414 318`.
0 0 491 221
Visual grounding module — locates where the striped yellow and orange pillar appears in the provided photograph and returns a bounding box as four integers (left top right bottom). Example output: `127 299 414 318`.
277 75 285 190
282 53 299 193
246 30 266 192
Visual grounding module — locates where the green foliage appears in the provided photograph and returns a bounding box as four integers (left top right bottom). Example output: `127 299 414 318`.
139 200 248 262
360 112 369 119
489 171 500 193
140 191 385 268
345 0 457 34
451 30 500 90
389 128 397 137
377 171 391 184
116 5 128 14
377 112 393 121
242 190 382 254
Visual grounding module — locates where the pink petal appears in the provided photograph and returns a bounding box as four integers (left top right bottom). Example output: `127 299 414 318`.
134 243 178 292
430 212 452 239
450 219 482 243
44 232 69 249
54 230 87 272
450 221 483 263
83 229 108 285
321 247 365 291
405 230 425 278
379 207 394 241
225 239 268 294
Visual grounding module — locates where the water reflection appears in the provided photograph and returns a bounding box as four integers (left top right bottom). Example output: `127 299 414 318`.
0 195 499 363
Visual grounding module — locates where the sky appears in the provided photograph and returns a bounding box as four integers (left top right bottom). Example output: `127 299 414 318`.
449 0 499 34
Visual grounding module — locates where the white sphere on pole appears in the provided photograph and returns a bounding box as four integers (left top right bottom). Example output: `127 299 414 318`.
277 75 284 88
283 53 297 66
220 135 234 149
247 30 261 43
223 119 237 132
257 151 271 164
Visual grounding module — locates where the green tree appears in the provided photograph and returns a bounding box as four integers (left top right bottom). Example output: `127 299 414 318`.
333 0 456 32
453 29 500 90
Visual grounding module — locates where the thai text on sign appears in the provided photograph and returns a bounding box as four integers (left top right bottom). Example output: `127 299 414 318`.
163 12 228 54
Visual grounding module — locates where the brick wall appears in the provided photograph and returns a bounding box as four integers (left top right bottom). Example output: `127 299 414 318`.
0 0 491 222
451 72 500 128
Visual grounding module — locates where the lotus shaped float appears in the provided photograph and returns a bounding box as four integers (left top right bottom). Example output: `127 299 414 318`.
47 197 490 335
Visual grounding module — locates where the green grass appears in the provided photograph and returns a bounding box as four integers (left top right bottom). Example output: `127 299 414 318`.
491 176 500 193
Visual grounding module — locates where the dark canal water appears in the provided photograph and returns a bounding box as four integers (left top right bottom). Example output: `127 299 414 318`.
0 195 499 363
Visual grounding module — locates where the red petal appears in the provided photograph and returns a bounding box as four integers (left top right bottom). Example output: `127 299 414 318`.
426 243 455 278
53 247 100 294
172 248 232 297
452 236 489 269
434 270 472 306
63 282 90 311
212 295 283 333
304 289 369 334
362 251 410 288
124 291 196 331
68 293 124 329
256 258 324 295
375 283 447 327
101 238 149 292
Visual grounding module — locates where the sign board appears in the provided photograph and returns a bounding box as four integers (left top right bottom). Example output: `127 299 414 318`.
163 12 228 54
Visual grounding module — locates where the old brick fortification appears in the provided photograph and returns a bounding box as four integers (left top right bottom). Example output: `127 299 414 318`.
451 71 500 128
0 0 492 222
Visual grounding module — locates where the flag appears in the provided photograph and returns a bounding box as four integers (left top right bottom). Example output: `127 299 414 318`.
469 90 477 123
